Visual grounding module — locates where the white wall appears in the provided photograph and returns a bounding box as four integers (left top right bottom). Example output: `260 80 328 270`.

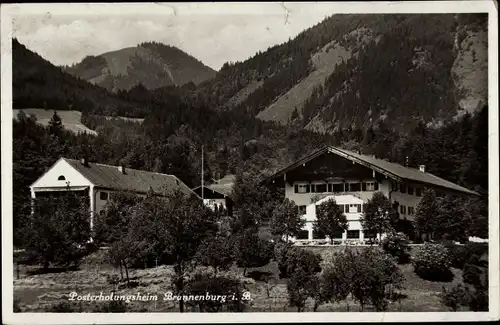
292 195 366 242
31 158 92 189
203 198 226 211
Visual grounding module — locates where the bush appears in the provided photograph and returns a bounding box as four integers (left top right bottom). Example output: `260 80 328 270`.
381 232 410 264
276 246 322 279
184 269 248 312
319 247 405 311
440 284 470 311
412 243 453 281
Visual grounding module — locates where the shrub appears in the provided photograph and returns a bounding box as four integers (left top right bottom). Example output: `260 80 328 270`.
412 243 453 281
440 284 471 311
381 232 410 264
276 246 321 279
184 269 248 312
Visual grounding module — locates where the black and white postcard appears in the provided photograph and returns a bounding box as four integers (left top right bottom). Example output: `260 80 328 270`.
1 1 498 324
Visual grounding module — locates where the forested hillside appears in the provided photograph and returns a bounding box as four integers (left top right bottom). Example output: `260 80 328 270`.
63 41 216 92
190 14 487 132
12 39 141 117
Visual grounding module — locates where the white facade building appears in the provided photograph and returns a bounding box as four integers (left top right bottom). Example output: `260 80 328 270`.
30 157 198 232
263 146 480 243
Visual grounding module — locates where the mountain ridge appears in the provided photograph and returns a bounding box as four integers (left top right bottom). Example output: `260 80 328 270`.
63 41 216 92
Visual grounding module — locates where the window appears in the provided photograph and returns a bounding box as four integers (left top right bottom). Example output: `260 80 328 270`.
364 230 377 239
338 204 345 213
349 183 361 192
313 228 327 240
297 230 309 240
344 183 350 192
365 182 376 191
408 186 414 195
330 230 344 239
416 187 422 197
329 183 344 192
295 184 309 193
348 204 360 213
347 230 360 239
100 191 109 201
400 205 406 215
400 184 407 193
315 184 327 193
310 184 316 193
58 175 66 181
298 205 307 215
408 207 414 215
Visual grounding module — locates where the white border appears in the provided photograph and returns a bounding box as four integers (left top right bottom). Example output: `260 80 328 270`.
1 1 499 324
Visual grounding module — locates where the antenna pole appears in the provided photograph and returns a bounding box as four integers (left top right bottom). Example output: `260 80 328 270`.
201 145 204 200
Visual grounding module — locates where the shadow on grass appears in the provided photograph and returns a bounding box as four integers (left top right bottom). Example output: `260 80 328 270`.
26 266 79 275
247 270 273 282
414 267 455 282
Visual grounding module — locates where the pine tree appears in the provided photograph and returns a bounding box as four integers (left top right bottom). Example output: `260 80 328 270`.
48 110 63 136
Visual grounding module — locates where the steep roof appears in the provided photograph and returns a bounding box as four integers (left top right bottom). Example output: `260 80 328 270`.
192 174 236 198
262 146 480 196
62 158 198 197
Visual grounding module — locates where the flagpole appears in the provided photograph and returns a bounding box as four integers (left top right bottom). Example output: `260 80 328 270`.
201 145 204 200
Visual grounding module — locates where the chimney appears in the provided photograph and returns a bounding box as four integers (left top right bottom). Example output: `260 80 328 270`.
118 166 125 174
80 158 88 167
419 165 426 173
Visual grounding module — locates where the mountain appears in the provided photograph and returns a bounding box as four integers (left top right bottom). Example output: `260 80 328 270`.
12 38 140 117
63 42 216 92
190 14 488 133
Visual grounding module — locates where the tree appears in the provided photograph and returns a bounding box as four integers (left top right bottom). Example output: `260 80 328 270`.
270 198 305 241
276 245 322 279
94 191 142 246
235 229 274 276
48 110 63 136
360 192 395 242
313 198 348 244
414 189 439 241
318 250 352 310
127 190 217 312
195 235 235 275
287 267 319 312
24 190 91 270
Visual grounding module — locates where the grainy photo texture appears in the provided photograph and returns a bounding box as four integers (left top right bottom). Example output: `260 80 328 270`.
1 2 498 324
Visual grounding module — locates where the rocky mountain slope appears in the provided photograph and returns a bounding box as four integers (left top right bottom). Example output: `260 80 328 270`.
192 14 488 133
63 42 216 92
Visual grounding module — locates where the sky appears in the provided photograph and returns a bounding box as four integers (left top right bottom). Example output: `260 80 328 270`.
11 3 343 71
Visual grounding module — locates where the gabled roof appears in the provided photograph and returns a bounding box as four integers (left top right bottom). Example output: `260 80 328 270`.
60 158 198 197
262 146 480 196
192 174 236 198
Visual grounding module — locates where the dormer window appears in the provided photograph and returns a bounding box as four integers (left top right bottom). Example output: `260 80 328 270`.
58 175 66 181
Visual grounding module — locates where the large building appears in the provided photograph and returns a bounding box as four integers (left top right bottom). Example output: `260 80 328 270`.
30 157 198 230
262 146 480 243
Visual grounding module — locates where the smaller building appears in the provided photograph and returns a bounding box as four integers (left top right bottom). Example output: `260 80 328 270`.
292 194 372 244
192 174 235 216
